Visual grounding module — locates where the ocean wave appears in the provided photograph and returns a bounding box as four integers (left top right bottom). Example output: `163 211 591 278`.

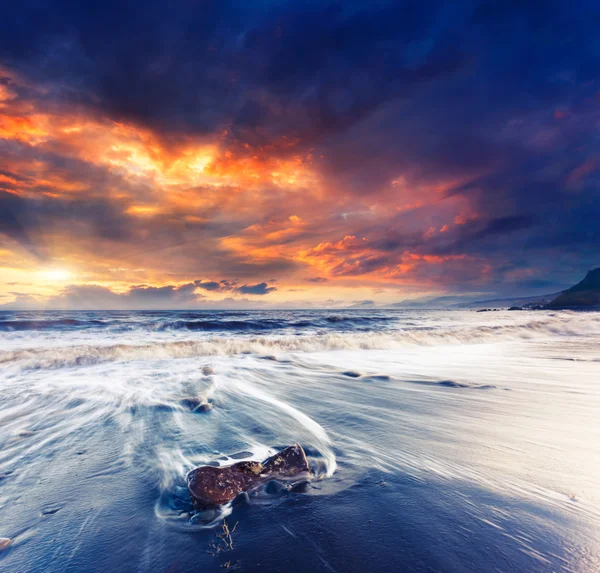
2 313 599 371
157 319 288 332
0 318 107 331
155 315 394 332
0 313 396 333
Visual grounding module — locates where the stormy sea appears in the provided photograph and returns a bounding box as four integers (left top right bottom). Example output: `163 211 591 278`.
1 309 599 573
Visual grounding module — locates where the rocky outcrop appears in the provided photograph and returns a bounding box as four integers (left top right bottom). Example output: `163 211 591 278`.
187 461 264 507
547 267 600 308
187 444 311 508
262 443 311 477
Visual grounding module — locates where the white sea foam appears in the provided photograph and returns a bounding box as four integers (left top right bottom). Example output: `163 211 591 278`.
2 311 599 372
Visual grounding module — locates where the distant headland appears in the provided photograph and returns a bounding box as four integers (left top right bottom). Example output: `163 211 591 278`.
388 267 600 311
546 267 600 309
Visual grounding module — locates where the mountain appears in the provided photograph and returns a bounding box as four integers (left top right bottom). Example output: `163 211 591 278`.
389 292 558 310
454 293 560 309
389 295 477 309
547 268 600 308
347 300 376 308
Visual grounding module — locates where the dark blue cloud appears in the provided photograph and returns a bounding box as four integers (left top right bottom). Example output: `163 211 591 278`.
193 280 276 295
0 0 467 141
194 281 222 292
235 282 277 295
2 279 278 310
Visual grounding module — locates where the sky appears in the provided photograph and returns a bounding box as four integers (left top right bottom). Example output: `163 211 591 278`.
0 0 599 309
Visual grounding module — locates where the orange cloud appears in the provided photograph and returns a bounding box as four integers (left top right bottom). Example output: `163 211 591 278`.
0 66 318 205
0 65 496 305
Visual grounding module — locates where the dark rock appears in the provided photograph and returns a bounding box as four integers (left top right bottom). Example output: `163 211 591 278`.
265 480 289 494
17 430 36 437
508 306 523 311
187 444 311 508
342 371 361 378
180 398 200 410
263 444 311 477
364 375 391 382
290 481 310 493
151 403 175 413
232 491 250 506
188 461 263 507
180 398 213 412
438 380 468 388
230 451 254 460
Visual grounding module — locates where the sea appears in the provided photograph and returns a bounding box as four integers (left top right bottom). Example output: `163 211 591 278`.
0 309 599 572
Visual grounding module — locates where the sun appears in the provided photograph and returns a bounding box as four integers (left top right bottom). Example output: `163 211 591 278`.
39 268 74 282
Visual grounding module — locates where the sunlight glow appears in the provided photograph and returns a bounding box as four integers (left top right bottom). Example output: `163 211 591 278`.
38 268 74 282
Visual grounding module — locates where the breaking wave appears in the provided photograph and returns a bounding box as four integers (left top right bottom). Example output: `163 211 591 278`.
0 311 396 333
0 318 107 331
2 311 599 372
